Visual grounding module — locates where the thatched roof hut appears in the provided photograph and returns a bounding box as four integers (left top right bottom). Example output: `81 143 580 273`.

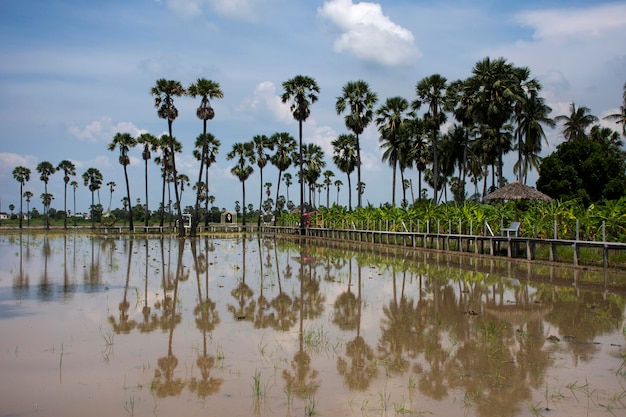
483 181 552 203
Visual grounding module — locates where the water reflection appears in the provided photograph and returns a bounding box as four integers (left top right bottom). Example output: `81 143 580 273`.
0 234 624 417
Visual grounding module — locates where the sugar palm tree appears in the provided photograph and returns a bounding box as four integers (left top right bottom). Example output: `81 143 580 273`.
188 78 223 236
412 74 448 202
70 181 78 226
23 190 33 227
336 80 378 208
301 143 325 205
36 161 56 229
192 133 221 229
466 57 526 187
137 132 158 227
151 79 186 236
603 82 626 136
283 173 293 206
332 134 358 210
57 160 76 229
106 181 116 211
322 170 334 208
555 102 598 142
514 89 555 183
252 134 274 226
281 75 320 233
334 179 343 205
376 97 410 206
227 141 255 227
108 132 136 230
83 167 103 229
12 166 30 229
270 132 296 223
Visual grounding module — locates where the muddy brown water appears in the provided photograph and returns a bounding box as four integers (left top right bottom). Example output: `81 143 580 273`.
1 233 625 417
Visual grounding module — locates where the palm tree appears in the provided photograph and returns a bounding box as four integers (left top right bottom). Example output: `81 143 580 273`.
376 96 410 206
188 78 223 236
106 181 116 211
192 133 221 230
555 102 598 142
82 167 103 229
603 82 626 136
270 132 296 222
336 80 378 208
70 181 78 226
12 166 30 229
108 132 136 230
405 118 429 202
252 134 274 226
466 57 526 187
332 134 358 210
227 142 255 227
23 190 33 227
412 74 448 202
514 89 555 183
301 143 325 205
283 173 293 206
57 160 76 229
154 134 180 227
36 161 56 229
151 79 186 236
322 170 334 208
281 75 320 233
137 132 158 228
334 179 343 205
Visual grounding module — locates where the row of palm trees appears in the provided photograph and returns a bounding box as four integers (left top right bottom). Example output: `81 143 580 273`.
10 59 625 235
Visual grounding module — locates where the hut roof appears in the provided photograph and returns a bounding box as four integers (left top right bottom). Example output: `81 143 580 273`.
483 181 552 202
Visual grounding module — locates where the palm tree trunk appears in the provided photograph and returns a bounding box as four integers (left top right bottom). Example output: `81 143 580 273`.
167 120 185 237
144 160 149 228
356 133 362 209
124 165 133 231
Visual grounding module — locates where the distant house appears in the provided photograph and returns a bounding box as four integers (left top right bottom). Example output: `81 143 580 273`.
0 213 9 220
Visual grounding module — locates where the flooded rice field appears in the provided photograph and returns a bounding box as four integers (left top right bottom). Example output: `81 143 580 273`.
1 233 625 417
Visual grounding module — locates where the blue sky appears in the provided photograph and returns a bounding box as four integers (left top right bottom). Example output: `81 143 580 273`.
1 0 625 215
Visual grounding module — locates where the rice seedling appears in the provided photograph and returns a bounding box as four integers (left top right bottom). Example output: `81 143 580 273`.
304 398 318 416
124 395 135 416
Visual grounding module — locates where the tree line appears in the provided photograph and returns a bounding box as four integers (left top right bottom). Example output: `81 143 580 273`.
10 56 626 235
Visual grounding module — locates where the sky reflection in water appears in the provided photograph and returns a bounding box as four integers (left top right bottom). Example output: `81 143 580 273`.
0 233 625 417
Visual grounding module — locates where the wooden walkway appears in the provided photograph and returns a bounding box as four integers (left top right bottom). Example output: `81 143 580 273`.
261 225 626 269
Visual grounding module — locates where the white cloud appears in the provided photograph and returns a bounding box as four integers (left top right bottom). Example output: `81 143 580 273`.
515 3 626 40
237 81 292 122
68 117 146 142
318 0 421 66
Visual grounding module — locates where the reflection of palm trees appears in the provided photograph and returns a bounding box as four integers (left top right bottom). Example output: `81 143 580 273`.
335 261 377 390
227 237 256 322
13 233 29 298
109 239 137 334
38 236 52 300
189 239 223 398
282 247 320 399
152 240 187 397
138 238 159 333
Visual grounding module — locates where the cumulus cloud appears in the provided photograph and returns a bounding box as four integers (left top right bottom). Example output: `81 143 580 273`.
237 81 292 122
318 0 421 66
68 117 146 142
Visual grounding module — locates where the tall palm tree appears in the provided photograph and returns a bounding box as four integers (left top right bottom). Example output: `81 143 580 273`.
412 74 448 202
108 132 137 230
188 78 223 236
192 133 221 230
301 143 325 205
36 161 56 229
151 78 186 236
281 75 320 233
603 82 626 136
376 96 410 206
70 180 78 226
106 181 116 211
137 132 158 228
154 134 180 227
336 80 378 208
322 170 334 208
56 160 76 229
555 102 598 142
332 134 358 210
82 167 103 229
12 166 31 229
283 173 293 206
270 132 296 223
227 142 255 227
334 179 343 205
466 57 526 187
23 190 33 227
405 118 429 202
514 89 555 183
252 134 274 226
